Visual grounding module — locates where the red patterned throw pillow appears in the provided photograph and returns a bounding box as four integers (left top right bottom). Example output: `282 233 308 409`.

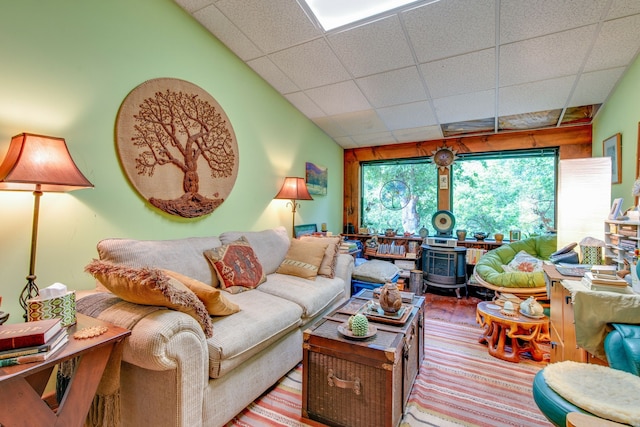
204 237 266 292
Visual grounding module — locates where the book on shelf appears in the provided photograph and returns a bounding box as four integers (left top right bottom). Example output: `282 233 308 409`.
0 328 68 360
0 318 62 351
0 332 69 367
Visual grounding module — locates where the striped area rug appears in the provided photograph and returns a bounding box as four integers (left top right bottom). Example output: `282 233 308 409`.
226 317 552 427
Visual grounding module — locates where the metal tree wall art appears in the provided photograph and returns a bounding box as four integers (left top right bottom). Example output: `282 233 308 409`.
116 78 238 218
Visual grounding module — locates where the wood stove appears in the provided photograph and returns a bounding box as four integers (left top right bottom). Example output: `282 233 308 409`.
421 244 467 298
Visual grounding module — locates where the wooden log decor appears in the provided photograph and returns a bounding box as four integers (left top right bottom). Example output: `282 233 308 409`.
116 78 238 218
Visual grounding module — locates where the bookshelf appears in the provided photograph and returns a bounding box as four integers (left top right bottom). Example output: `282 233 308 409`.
604 219 639 269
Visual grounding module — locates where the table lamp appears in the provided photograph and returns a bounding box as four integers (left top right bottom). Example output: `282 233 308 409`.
0 133 94 320
274 177 313 237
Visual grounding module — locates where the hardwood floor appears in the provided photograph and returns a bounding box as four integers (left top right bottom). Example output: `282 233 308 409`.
423 286 490 326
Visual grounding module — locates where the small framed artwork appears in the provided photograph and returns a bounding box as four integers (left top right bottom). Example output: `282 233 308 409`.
509 230 521 241
603 133 622 184
294 223 317 238
608 197 624 220
305 162 327 196
439 174 449 190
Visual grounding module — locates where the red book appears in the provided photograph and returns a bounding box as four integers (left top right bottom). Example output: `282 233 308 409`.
0 318 62 351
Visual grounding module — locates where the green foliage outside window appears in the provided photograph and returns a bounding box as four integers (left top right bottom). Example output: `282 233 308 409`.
360 150 556 237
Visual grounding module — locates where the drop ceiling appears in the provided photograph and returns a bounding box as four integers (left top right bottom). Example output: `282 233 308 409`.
175 0 640 148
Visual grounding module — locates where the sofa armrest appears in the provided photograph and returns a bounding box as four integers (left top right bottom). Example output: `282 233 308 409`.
335 254 355 297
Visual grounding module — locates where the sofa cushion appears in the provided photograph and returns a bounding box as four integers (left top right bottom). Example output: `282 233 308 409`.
84 260 213 337
352 259 400 283
219 227 290 275
276 238 329 280
503 250 544 273
162 269 240 316
204 237 266 291
97 236 222 287
257 273 345 320
299 235 341 278
206 290 302 378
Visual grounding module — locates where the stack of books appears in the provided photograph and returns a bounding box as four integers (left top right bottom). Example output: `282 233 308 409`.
0 318 68 367
581 266 631 293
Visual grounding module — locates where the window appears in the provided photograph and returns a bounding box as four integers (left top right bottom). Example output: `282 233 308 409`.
361 159 437 234
452 149 557 237
360 149 557 237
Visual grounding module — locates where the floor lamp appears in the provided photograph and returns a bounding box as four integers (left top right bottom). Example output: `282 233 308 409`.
0 133 94 321
274 177 313 238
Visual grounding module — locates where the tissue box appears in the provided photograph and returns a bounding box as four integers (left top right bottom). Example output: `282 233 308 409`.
27 291 76 327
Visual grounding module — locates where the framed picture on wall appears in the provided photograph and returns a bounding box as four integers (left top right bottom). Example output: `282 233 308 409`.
603 133 622 184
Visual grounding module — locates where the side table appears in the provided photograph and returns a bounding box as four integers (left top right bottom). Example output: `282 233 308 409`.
476 301 549 363
0 313 130 427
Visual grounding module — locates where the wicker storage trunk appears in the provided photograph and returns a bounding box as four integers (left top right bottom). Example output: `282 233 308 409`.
302 293 424 427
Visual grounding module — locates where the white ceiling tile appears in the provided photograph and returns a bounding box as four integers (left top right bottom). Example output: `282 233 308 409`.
284 92 324 118
376 101 437 130
499 76 575 116
584 14 640 72
500 0 607 44
193 5 263 61
606 0 640 19
311 116 348 138
500 26 596 87
270 39 351 90
392 125 443 143
327 15 414 77
177 0 640 148
334 136 358 148
174 0 214 13
330 110 388 135
421 49 495 99
215 0 320 53
351 132 397 146
433 90 495 123
248 57 299 94
357 67 427 108
570 67 626 107
305 81 371 115
403 0 495 63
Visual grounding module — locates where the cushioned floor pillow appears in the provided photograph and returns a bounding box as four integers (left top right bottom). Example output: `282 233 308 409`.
475 235 557 288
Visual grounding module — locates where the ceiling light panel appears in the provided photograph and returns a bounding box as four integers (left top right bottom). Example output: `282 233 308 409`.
301 0 422 31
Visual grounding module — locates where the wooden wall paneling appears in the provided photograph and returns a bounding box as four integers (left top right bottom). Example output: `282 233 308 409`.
343 125 593 230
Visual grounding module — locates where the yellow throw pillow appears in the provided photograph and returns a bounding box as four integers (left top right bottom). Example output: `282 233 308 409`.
85 260 213 337
276 238 329 280
162 269 240 316
299 235 341 278
203 237 266 291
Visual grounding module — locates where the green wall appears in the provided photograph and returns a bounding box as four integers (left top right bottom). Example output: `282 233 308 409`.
593 53 640 211
0 0 343 322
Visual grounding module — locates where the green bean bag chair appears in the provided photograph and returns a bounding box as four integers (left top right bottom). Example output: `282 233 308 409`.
474 235 557 293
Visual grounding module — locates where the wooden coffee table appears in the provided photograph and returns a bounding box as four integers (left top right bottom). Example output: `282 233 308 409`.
476 301 549 363
302 290 424 427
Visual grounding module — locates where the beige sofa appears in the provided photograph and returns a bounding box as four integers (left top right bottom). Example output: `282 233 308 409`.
80 227 354 427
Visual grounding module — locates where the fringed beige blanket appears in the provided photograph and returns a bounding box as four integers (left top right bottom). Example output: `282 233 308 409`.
59 293 164 427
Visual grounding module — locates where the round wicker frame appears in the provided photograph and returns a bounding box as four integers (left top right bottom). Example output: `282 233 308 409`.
472 268 549 301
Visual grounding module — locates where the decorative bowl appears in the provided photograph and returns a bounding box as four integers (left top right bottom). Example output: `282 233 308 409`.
473 232 488 241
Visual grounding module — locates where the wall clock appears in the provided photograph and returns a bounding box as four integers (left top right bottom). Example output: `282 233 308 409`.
431 144 458 171
380 180 410 210
432 210 456 237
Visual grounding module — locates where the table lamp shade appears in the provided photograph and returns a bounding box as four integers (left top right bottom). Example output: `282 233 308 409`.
0 133 93 192
274 177 313 201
